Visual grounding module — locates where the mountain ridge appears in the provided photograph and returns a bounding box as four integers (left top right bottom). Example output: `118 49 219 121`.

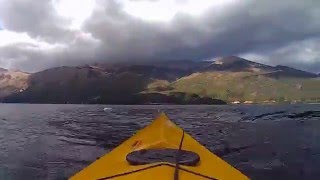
0 56 319 104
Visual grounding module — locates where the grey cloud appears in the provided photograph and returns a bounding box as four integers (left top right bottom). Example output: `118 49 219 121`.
0 0 74 42
267 38 320 72
0 0 319 73
0 35 100 72
83 0 320 72
241 37 320 73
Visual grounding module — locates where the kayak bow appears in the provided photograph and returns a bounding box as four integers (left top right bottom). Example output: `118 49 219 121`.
70 113 249 180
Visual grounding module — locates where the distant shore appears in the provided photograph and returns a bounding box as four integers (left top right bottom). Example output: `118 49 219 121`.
1 101 319 105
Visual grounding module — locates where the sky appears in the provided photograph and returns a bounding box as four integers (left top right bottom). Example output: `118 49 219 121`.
0 0 319 73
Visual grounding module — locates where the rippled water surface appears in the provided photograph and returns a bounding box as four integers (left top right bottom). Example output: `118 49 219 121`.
0 104 319 180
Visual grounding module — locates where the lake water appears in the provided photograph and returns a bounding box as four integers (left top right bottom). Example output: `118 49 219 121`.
0 104 319 180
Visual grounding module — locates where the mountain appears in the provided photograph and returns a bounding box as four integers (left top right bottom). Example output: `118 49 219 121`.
4 66 151 104
98 59 212 71
107 64 189 81
0 69 29 98
165 57 319 103
270 65 318 78
200 56 317 78
169 71 319 103
0 67 8 73
93 60 212 80
201 56 276 73
1 56 319 104
3 65 224 104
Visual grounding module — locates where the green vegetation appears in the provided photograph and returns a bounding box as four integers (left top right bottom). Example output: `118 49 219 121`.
145 72 320 104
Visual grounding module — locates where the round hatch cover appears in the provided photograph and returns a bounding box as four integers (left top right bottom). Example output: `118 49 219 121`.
126 148 200 166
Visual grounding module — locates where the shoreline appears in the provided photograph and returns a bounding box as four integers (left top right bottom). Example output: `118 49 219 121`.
0 102 319 105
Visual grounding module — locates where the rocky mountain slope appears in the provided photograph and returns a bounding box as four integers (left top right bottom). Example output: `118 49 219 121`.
0 56 319 104
0 69 29 98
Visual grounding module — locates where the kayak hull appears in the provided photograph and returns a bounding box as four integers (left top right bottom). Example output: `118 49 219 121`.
70 113 249 180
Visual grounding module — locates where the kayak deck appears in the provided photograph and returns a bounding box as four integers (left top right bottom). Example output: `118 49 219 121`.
70 113 249 180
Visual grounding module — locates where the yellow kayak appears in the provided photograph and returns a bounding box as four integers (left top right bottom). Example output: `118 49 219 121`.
70 113 249 180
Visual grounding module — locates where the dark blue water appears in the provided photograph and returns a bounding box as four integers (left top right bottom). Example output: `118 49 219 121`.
0 104 319 180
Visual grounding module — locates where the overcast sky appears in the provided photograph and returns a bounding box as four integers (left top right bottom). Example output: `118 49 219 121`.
0 0 319 73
